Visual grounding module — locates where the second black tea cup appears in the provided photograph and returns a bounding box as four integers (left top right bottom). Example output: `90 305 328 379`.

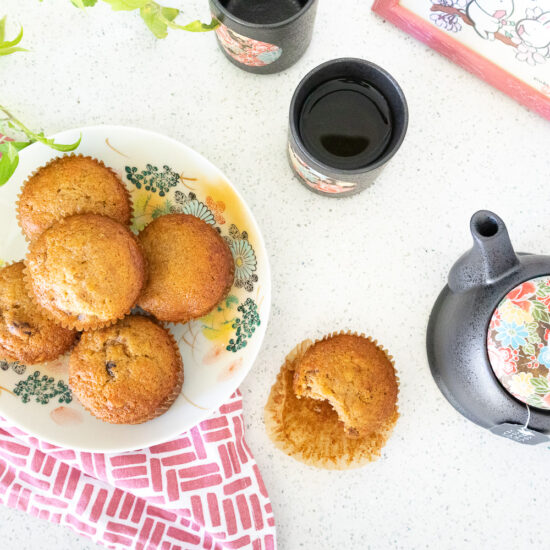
288 58 408 197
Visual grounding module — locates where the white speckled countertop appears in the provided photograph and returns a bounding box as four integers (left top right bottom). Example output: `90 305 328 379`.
2 0 550 548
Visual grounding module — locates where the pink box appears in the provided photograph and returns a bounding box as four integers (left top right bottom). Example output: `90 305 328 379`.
372 0 550 120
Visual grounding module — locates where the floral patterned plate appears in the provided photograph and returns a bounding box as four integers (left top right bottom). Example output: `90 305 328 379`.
0 125 271 452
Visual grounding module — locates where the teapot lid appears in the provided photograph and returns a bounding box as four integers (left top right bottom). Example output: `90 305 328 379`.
487 275 550 410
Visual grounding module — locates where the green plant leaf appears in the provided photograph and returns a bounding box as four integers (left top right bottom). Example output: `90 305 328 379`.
0 142 21 187
1 24 23 48
0 141 30 153
140 2 218 37
103 0 150 11
0 47 27 56
161 6 178 22
0 17 26 56
40 134 82 152
171 18 219 32
0 106 82 186
139 3 174 38
71 0 99 7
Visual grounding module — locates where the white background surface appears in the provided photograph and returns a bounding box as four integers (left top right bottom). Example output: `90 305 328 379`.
1 0 550 549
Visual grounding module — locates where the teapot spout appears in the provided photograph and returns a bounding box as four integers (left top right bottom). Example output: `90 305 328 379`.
448 211 520 293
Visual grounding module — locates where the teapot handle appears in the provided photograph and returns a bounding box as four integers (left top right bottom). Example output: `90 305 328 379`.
448 210 520 293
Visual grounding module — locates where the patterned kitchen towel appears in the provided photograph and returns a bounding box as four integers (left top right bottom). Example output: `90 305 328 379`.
0 391 276 549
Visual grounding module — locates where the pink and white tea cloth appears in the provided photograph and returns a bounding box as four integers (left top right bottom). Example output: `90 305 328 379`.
0 391 276 549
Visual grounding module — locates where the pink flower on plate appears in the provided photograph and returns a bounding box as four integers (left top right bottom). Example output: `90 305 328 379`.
488 344 517 377
543 393 550 407
506 282 536 311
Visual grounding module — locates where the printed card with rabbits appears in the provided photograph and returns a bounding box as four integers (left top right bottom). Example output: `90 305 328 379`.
372 0 550 119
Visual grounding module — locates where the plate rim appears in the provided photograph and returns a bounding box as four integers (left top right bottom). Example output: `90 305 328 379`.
0 124 272 453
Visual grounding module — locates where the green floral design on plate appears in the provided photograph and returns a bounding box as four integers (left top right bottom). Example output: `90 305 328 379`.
125 164 180 197
13 371 72 405
227 298 261 352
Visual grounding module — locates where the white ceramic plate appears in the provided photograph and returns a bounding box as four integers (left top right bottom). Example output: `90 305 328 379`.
0 125 270 452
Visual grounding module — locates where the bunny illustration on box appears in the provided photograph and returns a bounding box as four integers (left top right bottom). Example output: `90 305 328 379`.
427 0 550 67
466 0 514 40
516 11 550 49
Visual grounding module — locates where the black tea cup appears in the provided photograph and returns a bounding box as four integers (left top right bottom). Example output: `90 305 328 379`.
288 58 408 197
209 0 318 74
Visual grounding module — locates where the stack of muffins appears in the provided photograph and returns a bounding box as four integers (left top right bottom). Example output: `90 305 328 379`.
0 155 235 424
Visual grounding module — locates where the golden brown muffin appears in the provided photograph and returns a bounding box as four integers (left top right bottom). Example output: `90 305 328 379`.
69 315 183 424
137 214 234 323
293 333 398 438
264 338 399 470
25 214 147 331
0 262 76 363
17 155 132 241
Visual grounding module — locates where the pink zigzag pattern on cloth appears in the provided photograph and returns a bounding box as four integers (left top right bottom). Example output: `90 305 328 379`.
0 391 276 549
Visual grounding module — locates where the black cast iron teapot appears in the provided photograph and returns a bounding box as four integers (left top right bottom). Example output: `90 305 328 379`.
428 210 550 445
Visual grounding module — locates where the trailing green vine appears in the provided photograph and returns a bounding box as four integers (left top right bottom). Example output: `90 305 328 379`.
70 0 219 39
0 106 81 186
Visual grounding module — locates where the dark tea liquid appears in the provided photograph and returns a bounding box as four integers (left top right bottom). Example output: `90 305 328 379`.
299 78 392 170
222 0 305 24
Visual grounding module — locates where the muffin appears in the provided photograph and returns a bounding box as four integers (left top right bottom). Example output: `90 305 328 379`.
293 333 398 437
69 315 183 424
0 262 76 363
25 214 147 331
264 337 399 470
17 155 132 241
137 214 234 323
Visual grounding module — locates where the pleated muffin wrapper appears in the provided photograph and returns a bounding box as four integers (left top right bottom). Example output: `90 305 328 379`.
16 154 134 242
23 219 148 332
69 315 184 425
264 330 400 470
0 260 78 364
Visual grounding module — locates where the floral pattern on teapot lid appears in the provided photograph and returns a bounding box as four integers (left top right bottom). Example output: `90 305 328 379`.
487 276 550 410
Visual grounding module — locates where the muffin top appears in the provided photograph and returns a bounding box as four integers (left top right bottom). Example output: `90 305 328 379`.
17 155 132 241
137 214 234 323
293 333 398 437
69 315 183 424
0 262 76 363
25 214 147 331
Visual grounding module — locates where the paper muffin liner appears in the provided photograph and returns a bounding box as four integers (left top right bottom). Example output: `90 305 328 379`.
141 322 184 424
16 154 134 242
264 330 400 470
0 260 78 364
137 214 235 324
23 216 148 332
69 315 184 425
